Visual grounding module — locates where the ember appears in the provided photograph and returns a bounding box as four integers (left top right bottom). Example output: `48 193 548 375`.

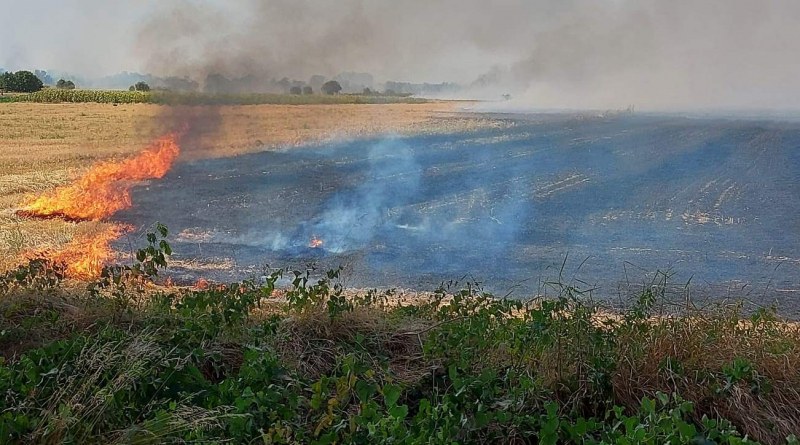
194 278 210 290
309 236 324 248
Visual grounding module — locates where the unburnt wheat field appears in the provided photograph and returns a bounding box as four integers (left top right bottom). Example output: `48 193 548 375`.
117 113 800 313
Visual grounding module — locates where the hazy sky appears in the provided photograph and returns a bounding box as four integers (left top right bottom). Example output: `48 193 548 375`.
3 0 800 110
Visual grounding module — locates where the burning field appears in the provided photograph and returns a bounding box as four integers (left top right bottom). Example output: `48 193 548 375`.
108 113 798 314
18 133 180 222
4 106 800 444
5 108 800 314
0 102 489 276
12 133 181 278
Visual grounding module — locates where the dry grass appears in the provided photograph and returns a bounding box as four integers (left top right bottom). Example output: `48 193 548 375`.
0 102 496 271
274 305 432 383
0 288 112 358
613 310 800 444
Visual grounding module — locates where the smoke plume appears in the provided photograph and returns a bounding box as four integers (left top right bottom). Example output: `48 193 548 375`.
4 0 800 109
133 0 800 110
310 138 422 253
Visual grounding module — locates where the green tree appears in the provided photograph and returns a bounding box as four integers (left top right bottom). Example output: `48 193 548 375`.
302 85 313 95
8 71 44 92
289 86 302 95
321 80 342 95
56 79 76 90
277 77 291 92
131 81 150 92
0 72 10 92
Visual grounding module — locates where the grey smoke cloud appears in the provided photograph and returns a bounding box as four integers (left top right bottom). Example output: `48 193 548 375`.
4 0 800 110
491 0 800 110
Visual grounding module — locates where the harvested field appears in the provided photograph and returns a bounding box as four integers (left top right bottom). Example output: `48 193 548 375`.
115 113 800 315
0 102 497 270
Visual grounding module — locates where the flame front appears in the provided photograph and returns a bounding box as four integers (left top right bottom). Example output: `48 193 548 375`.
19 133 182 279
21 133 181 221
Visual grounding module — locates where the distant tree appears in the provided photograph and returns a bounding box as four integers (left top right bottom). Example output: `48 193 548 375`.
11 71 44 92
131 81 150 92
321 80 342 95
302 86 313 95
384 89 397 96
162 76 199 92
289 86 302 95
277 77 291 92
0 72 10 92
56 79 76 90
204 73 230 94
362 87 373 95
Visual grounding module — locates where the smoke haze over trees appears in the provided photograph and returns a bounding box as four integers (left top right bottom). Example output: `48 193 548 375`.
2 0 800 109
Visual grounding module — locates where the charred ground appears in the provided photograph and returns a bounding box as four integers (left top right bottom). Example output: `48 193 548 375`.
117 113 800 315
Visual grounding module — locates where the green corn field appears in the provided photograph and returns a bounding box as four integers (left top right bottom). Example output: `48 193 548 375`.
9 89 152 104
5 89 427 105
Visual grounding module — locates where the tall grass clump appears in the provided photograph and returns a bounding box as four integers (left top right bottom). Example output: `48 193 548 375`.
1 226 799 444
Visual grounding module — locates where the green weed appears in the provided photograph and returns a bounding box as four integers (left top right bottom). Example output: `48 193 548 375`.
0 226 798 444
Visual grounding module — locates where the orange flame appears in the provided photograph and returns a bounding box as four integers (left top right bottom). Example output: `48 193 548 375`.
42 224 129 279
309 236 324 248
20 133 181 221
18 133 182 280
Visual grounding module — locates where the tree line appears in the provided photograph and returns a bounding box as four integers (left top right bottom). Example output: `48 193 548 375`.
0 70 78 93
0 70 401 97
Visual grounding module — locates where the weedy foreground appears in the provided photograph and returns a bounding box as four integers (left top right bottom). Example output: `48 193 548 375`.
1 225 800 444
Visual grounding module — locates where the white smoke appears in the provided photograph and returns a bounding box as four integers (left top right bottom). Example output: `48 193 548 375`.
311 137 422 253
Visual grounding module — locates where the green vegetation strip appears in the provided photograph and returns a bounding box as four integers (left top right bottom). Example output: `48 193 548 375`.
1 225 799 444
1 89 428 105
5 89 151 104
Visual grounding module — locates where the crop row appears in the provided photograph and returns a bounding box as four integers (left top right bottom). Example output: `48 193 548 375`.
9 89 151 104
3 89 428 105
